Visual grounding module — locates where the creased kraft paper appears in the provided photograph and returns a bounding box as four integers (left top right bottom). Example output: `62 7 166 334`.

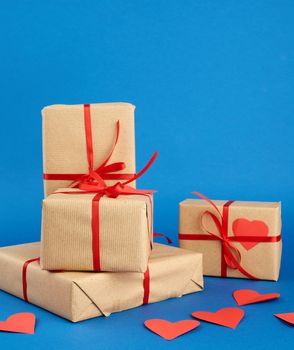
0 242 203 322
41 189 153 272
179 199 282 280
42 102 136 197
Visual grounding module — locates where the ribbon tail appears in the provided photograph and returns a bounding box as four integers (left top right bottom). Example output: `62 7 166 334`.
98 162 126 174
95 121 120 172
122 151 158 186
192 192 223 217
118 186 155 195
153 232 172 244
84 104 94 172
224 246 259 280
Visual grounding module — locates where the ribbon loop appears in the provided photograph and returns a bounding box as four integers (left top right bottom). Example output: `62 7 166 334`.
200 210 223 240
222 241 242 269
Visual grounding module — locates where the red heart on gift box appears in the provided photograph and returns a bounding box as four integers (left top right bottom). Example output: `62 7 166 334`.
232 218 269 250
144 319 200 340
192 308 244 329
0 313 36 334
274 312 294 325
234 289 280 306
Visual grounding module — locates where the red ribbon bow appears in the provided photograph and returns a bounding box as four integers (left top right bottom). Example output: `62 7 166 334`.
179 192 282 280
57 153 157 272
193 192 257 279
75 149 158 195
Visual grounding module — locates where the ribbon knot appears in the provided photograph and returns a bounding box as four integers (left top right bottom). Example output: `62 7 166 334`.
76 182 125 198
98 182 127 198
104 183 124 198
200 207 242 271
74 161 127 190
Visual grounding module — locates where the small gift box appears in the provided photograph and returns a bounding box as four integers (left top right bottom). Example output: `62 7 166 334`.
0 242 203 322
42 102 136 197
179 193 282 280
41 188 153 272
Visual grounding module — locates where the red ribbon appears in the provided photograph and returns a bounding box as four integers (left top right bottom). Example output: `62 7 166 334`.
43 104 135 185
22 257 40 302
178 192 282 280
142 233 173 305
143 267 150 304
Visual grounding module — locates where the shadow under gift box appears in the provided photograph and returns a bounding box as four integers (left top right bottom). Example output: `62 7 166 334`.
179 199 282 281
42 102 136 197
0 243 203 322
41 189 153 272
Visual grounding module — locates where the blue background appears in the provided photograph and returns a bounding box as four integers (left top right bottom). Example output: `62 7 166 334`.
0 0 293 348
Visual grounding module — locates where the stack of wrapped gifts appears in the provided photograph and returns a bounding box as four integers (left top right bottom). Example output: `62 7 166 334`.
0 102 204 322
0 102 283 323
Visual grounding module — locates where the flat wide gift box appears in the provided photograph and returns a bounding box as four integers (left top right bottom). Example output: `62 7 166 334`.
0 242 203 322
179 196 282 280
42 102 136 197
41 189 153 272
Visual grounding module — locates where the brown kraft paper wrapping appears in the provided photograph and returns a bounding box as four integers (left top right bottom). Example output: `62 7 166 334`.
0 242 203 322
42 102 136 197
41 189 153 272
179 199 282 280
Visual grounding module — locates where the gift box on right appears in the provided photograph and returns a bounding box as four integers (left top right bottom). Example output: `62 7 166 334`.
179 194 282 281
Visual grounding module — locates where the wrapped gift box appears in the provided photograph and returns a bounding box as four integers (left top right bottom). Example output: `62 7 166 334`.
42 102 136 197
179 197 282 280
41 189 153 272
0 242 203 322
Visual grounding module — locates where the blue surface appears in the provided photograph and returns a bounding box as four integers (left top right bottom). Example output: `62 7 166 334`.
0 0 293 348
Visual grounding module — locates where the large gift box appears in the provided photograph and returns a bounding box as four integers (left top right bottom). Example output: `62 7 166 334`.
42 102 136 197
179 194 282 280
41 189 153 272
0 242 203 322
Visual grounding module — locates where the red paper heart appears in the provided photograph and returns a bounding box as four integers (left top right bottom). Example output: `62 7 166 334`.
144 319 200 340
234 289 280 306
232 218 269 250
0 313 36 334
274 312 294 325
192 308 244 329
